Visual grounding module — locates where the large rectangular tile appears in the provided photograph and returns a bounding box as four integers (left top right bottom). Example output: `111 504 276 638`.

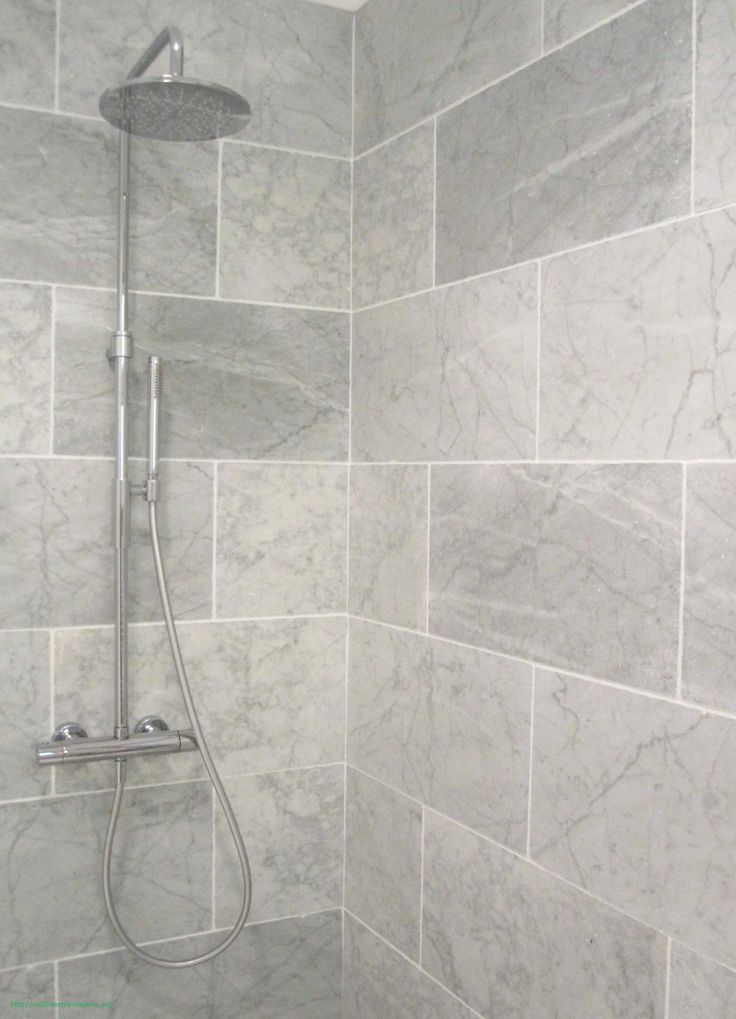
53 288 349 461
354 0 540 153
0 963 55 1007
0 458 213 629
531 671 736 967
216 463 346 618
59 0 352 156
345 768 422 959
423 810 667 1019
343 913 475 1019
544 0 634 49
353 125 434 307
349 465 428 629
695 0 736 210
348 620 531 848
0 0 55 107
219 145 350 308
540 210 736 460
0 282 51 455
215 766 343 926
429 464 681 692
0 783 211 967
670 944 736 1019
352 267 538 461
0 108 217 293
436 0 692 283
58 911 342 1019
0 631 51 800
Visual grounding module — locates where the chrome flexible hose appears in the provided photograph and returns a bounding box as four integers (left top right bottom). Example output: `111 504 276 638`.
102 500 252 967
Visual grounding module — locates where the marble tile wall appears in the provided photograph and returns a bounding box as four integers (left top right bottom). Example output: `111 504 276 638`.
0 0 350 1009
344 0 736 1015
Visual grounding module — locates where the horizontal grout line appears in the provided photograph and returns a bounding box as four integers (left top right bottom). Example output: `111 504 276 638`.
349 458 736 467
223 135 351 162
0 613 347 637
347 614 736 724
0 454 350 466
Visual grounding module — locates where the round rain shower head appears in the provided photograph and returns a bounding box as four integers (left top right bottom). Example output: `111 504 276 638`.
99 75 251 142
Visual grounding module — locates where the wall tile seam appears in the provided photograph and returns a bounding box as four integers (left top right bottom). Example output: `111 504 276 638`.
350 197 736 317
676 465 688 699
210 785 217 930
664 937 673 1019
344 763 722 975
424 465 431 634
0 760 347 810
214 141 224 299
211 461 218 620
351 0 654 161
690 0 698 217
526 667 536 858
345 613 736 724
53 0 61 113
540 0 545 54
0 455 353 466
0 906 342 976
0 612 349 638
48 629 56 797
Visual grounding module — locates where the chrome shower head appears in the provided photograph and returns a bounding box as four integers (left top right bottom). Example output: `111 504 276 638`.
99 75 251 142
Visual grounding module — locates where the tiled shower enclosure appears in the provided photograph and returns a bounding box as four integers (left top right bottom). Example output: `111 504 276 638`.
1 0 736 1016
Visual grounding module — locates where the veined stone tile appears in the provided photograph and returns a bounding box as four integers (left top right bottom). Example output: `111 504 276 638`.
695 0 736 210
0 631 51 801
669 944 736 1019
0 0 55 107
0 280 50 455
0 962 55 1005
544 0 634 49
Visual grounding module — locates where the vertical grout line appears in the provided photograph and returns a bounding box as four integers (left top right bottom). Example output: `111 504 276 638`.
215 140 224 299
535 261 542 461
211 462 218 620
425 465 431 633
418 803 425 965
690 0 697 214
526 666 536 858
210 785 217 930
54 0 61 111
540 0 545 54
664 937 672 1018
676 464 687 699
53 959 59 1019
432 117 438 288
49 286 56 457
49 629 56 796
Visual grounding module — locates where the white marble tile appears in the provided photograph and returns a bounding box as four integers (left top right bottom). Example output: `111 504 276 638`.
0 962 55 1005
215 766 343 926
219 145 350 308
343 913 475 1019
0 782 211 968
0 108 218 293
53 287 349 461
669 945 736 1019
353 124 434 308
349 465 428 629
0 631 50 801
58 911 342 1019
543 0 634 49
423 810 667 1019
216 463 347 618
683 464 736 712
0 0 56 107
348 620 531 849
344 768 422 959
352 267 538 462
354 0 539 153
436 0 692 283
695 0 736 210
540 209 736 460
532 671 736 968
0 279 50 456
429 464 682 692
59 0 352 156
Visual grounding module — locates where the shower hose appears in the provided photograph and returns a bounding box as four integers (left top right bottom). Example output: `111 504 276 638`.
102 500 253 967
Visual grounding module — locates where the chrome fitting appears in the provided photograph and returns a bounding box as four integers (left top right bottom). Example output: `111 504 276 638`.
144 477 159 502
107 331 134 361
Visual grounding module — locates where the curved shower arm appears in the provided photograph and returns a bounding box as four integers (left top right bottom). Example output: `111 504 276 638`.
127 25 184 80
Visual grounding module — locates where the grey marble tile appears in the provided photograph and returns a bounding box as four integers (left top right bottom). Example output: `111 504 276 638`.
215 766 343 926
59 0 352 156
348 619 531 849
544 0 634 49
0 458 213 629
354 0 540 154
541 209 736 460
352 267 538 462
216 463 347 618
531 671 736 967
429 464 681 692
53 287 349 461
0 962 55 1005
344 768 422 959
436 0 692 284
349 465 428 629
423 810 667 1019
58 911 342 1019
695 0 736 210
0 283 50 455
343 912 475 1019
0 108 217 293
0 782 211 967
219 144 350 308
353 124 434 308
669 945 736 1019
0 631 51 801
0 0 55 107
683 465 736 712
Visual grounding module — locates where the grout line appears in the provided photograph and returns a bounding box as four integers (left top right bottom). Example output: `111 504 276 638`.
53 0 61 112
53 960 59 1019
215 141 223 299
691 0 697 215
425 466 431 633
535 261 542 460
0 611 347 638
223 136 351 163
48 630 56 797
48 286 56 457
211 462 218 620
418 804 425 965
211 786 217 930
676 464 688 700
431 117 438 288
526 667 536 858
540 0 545 54
348 614 736 724
664 937 673 1018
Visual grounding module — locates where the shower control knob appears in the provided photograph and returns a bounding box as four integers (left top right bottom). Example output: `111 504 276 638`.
53 722 88 741
134 715 170 734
